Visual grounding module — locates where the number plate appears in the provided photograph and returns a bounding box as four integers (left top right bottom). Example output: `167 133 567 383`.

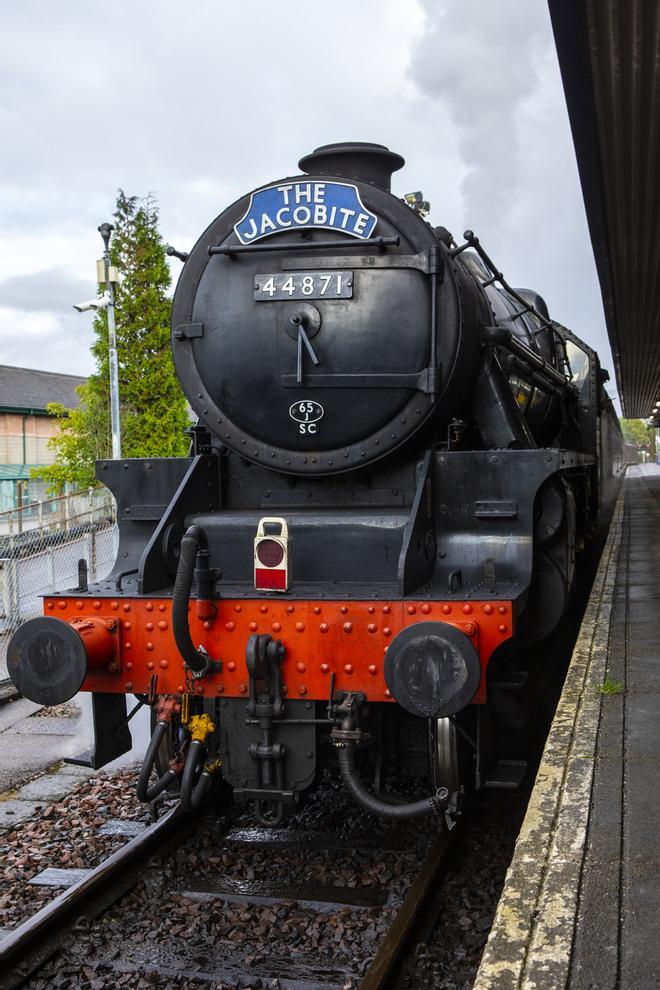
254 271 353 301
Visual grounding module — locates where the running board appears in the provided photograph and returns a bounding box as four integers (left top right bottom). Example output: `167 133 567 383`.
483 759 528 790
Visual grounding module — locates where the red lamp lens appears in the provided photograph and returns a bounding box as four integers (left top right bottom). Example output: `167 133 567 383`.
257 538 284 568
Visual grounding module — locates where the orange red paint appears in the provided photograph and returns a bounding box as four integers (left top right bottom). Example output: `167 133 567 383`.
44 596 515 705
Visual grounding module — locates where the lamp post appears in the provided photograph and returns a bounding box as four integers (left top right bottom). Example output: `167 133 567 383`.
98 223 121 459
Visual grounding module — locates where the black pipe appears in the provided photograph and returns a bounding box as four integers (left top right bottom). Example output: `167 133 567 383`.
136 721 178 802
180 739 213 812
337 741 449 820
172 524 210 675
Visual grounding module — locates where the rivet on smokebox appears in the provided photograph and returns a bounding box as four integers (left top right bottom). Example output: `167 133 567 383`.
382 605 391 615
92 601 101 610
344 664 354 675
340 606 348 614
286 605 295 614
498 605 507 614
123 604 131 613
462 604 473 614
464 622 476 636
385 688 392 698
238 683 247 694
47 602 54 610
75 601 83 610
296 662 306 673
146 622 154 631
260 605 269 614
298 685 307 695
125 642 132 651
110 601 119 611
158 604 166 612
367 623 377 633
146 642 154 651
203 621 212 630
147 662 154 671
407 605 416 615
249 621 258 631
58 601 67 610
320 623 329 633
124 682 133 691
499 624 508 634
383 627 392 636
421 603 431 614
124 621 131 630
146 602 154 611
483 604 494 615
295 622 305 632
225 621 235 632
368 664 378 675
320 663 330 673
272 622 281 632
343 622 353 633
158 620 168 631
160 660 169 670
227 661 236 672
313 606 321 615
368 605 375 614
442 604 451 614
234 604 242 613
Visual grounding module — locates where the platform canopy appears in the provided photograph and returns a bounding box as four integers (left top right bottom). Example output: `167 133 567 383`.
548 0 660 418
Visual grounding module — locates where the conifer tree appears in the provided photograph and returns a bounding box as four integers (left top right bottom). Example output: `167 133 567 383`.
38 191 190 490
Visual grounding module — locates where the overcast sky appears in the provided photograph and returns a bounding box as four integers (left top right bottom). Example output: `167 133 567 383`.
0 0 620 409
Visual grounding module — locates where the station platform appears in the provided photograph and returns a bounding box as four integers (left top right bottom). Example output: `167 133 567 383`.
474 464 660 989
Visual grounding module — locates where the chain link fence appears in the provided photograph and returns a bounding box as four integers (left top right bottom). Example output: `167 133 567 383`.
0 489 118 681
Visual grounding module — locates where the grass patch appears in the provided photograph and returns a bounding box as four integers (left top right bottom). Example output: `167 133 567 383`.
600 675 625 696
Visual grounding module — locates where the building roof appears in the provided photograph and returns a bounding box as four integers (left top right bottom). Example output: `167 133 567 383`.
548 0 660 417
0 365 86 414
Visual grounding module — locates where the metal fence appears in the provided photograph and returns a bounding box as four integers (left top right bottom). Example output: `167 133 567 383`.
0 489 118 680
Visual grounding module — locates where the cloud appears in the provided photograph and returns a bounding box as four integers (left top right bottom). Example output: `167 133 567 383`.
0 269 95 312
0 307 96 375
0 0 617 407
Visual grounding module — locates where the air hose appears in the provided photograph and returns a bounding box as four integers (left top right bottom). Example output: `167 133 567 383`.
172 524 213 676
180 740 214 812
335 721 449 820
136 721 179 802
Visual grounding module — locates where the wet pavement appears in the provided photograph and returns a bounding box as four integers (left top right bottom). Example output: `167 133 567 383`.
475 465 660 990
0 698 93 797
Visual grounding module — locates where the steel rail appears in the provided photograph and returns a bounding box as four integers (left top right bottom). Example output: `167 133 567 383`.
0 805 193 990
359 823 460 989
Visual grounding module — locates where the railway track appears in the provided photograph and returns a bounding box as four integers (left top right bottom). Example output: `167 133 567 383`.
0 785 461 990
0 805 195 990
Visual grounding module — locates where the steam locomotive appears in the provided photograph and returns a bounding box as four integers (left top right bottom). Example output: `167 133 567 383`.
8 143 624 824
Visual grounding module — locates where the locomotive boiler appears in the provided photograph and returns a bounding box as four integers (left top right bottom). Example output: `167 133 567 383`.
8 142 624 824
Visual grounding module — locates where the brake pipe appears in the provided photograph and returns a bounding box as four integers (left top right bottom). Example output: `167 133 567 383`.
136 696 181 803
334 715 450 820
